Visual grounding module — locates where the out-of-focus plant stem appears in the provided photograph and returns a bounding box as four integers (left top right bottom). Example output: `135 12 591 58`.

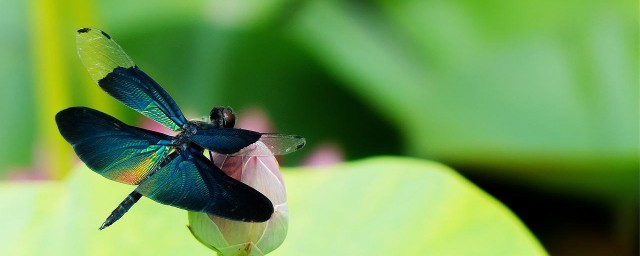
28 0 112 179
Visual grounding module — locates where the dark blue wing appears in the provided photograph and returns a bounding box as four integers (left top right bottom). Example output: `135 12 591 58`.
136 148 273 222
97 66 187 131
191 125 305 155
55 107 173 185
77 28 187 131
190 123 261 154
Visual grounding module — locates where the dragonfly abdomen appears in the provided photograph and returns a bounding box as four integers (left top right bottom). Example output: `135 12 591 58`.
99 191 143 230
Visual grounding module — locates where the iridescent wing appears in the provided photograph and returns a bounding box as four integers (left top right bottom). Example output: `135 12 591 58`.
76 28 187 131
136 148 274 222
55 107 173 185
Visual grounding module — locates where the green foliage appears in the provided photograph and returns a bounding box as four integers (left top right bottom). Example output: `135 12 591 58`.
0 0 35 173
3 0 635 202
289 0 638 200
0 157 545 255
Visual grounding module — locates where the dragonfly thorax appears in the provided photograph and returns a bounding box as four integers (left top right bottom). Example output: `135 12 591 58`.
172 121 201 152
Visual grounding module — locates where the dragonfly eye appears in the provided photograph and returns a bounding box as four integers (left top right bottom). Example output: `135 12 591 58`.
210 106 236 128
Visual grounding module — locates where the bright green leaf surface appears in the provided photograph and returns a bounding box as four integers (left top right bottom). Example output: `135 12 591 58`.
0 157 545 255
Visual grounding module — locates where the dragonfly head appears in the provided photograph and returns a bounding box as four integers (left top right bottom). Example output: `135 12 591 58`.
210 106 236 129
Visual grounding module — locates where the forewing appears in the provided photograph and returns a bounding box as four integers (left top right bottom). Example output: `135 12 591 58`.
136 148 274 222
55 107 172 185
190 126 262 154
76 28 187 131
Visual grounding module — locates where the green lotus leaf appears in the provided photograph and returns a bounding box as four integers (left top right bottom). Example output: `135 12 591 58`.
0 157 545 255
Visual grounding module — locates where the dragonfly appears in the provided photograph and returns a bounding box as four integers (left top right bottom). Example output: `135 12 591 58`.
55 28 305 230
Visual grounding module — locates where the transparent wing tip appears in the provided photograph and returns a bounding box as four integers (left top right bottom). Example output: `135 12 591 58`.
294 136 306 150
259 134 306 155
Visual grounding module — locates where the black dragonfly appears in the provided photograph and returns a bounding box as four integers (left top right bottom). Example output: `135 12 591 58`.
55 28 305 230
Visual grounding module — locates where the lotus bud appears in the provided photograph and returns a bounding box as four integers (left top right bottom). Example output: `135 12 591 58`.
188 141 288 256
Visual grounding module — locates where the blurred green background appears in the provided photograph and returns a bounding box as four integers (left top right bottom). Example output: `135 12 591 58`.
1 0 637 255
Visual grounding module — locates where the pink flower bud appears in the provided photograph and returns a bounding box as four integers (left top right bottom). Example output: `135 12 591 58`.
189 141 288 256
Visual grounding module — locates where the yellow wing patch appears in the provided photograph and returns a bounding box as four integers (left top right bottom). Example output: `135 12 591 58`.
76 28 135 82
